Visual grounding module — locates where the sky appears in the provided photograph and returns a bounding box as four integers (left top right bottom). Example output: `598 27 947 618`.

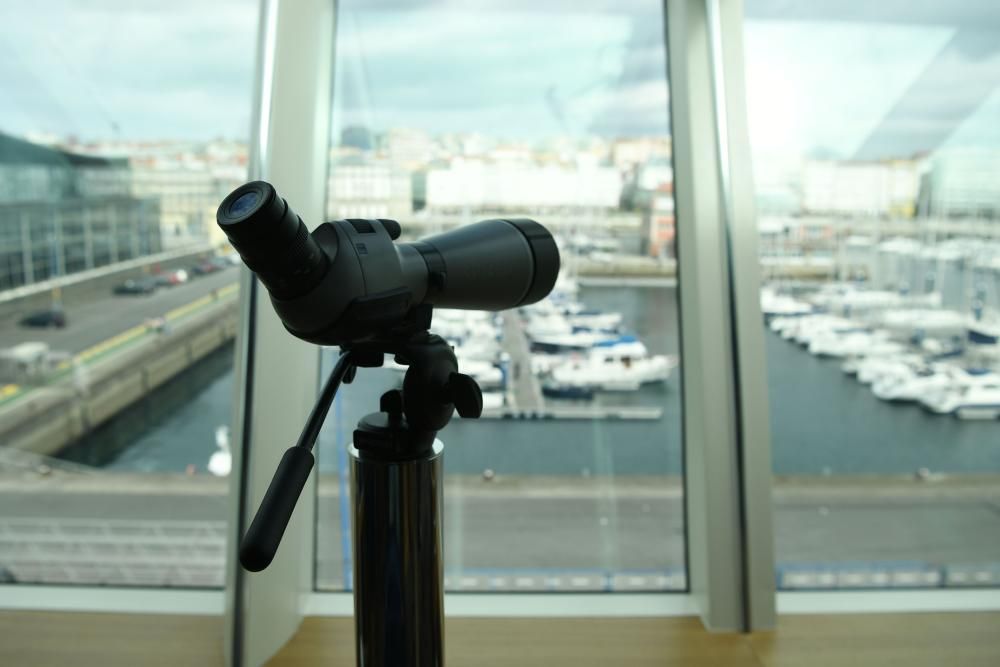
0 0 258 141
1 0 998 163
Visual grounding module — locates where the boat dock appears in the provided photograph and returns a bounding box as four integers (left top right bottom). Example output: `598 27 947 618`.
500 310 544 411
494 311 664 421
482 405 662 420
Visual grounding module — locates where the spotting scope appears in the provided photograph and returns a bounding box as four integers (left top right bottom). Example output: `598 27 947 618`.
217 180 559 344
218 182 560 664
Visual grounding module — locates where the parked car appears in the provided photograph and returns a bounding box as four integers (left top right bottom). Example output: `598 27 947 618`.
191 261 220 276
209 256 233 271
113 277 158 295
154 269 189 287
20 308 67 328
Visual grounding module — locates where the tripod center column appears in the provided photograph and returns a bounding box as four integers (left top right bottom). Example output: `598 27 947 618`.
349 436 445 667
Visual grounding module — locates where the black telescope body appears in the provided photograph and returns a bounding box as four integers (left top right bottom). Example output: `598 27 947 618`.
217 180 559 344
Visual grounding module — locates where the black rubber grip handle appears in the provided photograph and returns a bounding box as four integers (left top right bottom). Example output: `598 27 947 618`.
240 447 315 572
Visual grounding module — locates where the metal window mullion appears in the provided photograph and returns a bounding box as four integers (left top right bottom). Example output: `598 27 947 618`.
704 0 776 631
667 0 761 631
225 1 335 665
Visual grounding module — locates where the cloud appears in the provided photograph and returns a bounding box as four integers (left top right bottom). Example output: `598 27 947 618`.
0 0 675 142
4 0 997 158
332 4 670 139
0 0 257 140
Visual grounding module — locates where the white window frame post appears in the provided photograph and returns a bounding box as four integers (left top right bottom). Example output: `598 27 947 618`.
667 0 776 631
224 1 335 664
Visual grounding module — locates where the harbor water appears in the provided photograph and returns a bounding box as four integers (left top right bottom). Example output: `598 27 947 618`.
59 285 1000 476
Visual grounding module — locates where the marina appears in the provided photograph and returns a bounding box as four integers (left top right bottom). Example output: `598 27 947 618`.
40 281 998 479
18 220 997 479
379 272 674 421
764 283 1000 421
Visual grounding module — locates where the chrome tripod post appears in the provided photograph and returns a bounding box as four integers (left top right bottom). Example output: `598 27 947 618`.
350 429 445 667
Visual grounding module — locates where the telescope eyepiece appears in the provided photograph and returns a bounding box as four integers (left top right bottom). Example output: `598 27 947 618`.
217 181 330 300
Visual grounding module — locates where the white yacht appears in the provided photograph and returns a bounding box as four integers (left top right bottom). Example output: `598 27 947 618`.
848 354 923 384
921 377 1000 419
385 355 504 390
760 287 812 320
457 358 504 390
878 309 967 339
808 285 905 315
967 315 1000 346
549 337 677 391
480 391 506 412
565 309 623 332
769 316 800 335
872 365 964 402
531 353 565 375
525 309 621 339
452 336 502 363
788 315 858 345
808 330 904 358
528 328 621 353
550 273 580 298
432 313 498 344
208 425 231 477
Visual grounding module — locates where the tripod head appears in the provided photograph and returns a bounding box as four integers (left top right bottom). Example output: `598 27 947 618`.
238 308 483 572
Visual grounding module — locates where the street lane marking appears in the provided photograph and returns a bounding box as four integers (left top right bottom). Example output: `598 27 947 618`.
0 284 239 411
0 383 21 404
74 283 239 365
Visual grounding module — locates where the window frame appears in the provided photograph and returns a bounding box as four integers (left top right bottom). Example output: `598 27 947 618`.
0 1 777 663
725 0 1000 616
23 1 1000 662
228 1 776 654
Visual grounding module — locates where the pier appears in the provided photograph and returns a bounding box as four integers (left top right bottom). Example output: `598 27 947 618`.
499 310 543 412
492 310 663 421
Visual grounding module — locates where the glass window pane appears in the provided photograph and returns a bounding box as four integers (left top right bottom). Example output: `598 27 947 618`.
0 1 256 588
315 0 686 593
745 2 1000 590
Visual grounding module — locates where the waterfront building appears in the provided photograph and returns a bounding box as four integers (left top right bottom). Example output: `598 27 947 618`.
0 132 162 290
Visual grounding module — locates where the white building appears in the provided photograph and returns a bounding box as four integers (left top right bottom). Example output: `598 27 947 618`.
920 148 1000 219
611 137 672 170
327 162 413 220
802 159 920 218
425 160 621 212
92 140 250 249
380 128 436 169
129 166 219 248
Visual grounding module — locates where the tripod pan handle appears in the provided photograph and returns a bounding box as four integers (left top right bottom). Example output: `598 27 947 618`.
239 446 315 572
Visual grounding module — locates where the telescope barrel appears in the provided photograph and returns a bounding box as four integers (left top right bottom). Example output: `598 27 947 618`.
411 218 559 310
